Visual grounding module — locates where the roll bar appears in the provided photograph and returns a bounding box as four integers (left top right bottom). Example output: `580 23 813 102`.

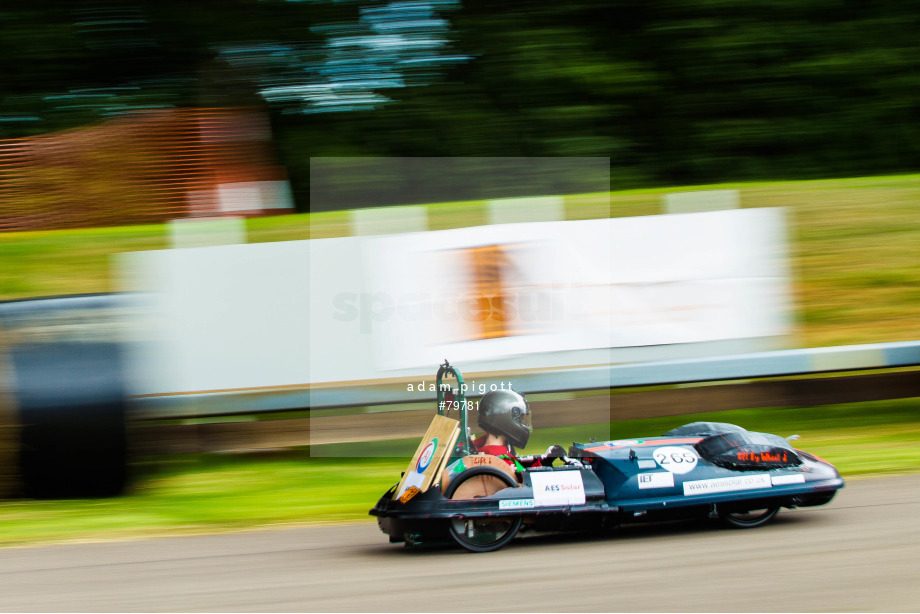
436 360 473 459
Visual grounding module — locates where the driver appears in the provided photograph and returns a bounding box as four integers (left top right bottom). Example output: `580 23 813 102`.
472 389 566 468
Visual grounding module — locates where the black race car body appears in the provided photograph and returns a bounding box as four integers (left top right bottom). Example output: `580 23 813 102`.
370 364 844 552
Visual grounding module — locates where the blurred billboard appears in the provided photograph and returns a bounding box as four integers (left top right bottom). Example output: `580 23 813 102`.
358 210 789 373
120 208 790 397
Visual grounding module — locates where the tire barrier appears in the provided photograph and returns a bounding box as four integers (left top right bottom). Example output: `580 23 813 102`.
0 350 19 499
0 295 131 499
8 341 128 498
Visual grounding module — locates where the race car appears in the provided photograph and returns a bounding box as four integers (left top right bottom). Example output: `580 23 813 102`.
370 362 844 552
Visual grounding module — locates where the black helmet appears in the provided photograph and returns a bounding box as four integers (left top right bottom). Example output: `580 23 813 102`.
478 389 531 449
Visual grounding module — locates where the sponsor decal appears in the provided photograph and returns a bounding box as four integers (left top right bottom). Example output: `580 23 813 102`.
638 472 675 489
653 446 699 475
398 486 421 503
417 437 439 473
683 473 772 496
637 459 658 469
396 470 426 499
530 471 586 506
499 499 536 510
464 455 498 467
771 473 806 486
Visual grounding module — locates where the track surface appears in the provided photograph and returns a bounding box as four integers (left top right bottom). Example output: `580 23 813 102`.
0 474 917 612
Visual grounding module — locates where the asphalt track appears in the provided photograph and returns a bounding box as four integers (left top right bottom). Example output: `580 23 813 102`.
0 474 917 612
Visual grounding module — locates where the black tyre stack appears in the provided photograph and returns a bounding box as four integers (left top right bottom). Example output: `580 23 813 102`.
0 295 130 499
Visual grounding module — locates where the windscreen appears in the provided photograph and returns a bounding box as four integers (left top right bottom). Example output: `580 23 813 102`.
695 431 802 470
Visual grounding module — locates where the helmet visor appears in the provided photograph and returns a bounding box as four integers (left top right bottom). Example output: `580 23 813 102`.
515 405 532 432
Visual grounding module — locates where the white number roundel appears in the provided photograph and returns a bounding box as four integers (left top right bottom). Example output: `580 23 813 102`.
653 446 699 474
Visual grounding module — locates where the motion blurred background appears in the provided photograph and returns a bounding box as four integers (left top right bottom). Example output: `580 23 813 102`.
0 0 919 545
2 0 920 223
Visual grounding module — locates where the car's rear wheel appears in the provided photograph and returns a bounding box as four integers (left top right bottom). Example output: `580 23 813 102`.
719 506 780 528
448 515 522 553
445 466 521 552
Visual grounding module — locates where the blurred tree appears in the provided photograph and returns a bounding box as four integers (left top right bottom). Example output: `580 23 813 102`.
3 0 920 209
643 0 920 183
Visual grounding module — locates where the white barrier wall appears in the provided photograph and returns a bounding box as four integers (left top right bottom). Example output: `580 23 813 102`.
121 242 311 395
121 208 790 396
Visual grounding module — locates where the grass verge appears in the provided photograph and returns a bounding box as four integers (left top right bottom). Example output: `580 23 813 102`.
0 397 917 548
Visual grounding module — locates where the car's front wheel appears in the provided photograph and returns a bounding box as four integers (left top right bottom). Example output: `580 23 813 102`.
719 506 780 528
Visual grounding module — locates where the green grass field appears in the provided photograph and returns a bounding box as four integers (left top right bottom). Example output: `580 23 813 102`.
3 174 920 347
0 397 917 548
